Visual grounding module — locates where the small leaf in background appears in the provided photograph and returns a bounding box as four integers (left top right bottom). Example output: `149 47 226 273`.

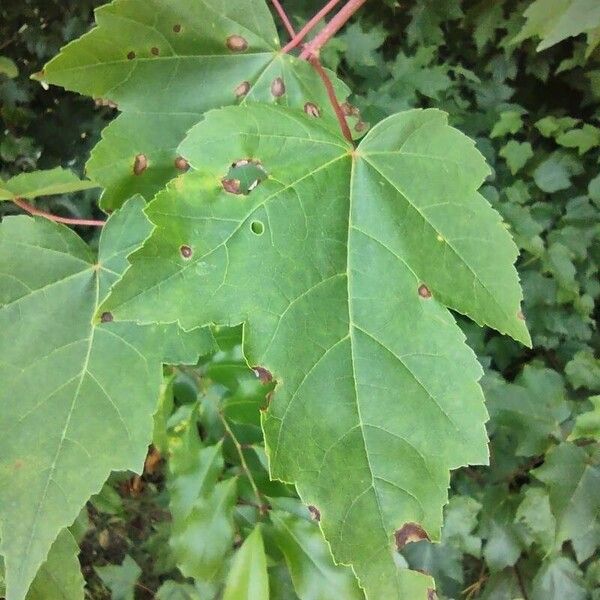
0 167 97 201
569 396 600 442
0 56 18 79
223 526 269 600
533 151 583 192
531 556 588 600
491 110 525 138
270 510 363 600
95 555 141 600
500 140 534 174
556 124 600 155
516 487 557 554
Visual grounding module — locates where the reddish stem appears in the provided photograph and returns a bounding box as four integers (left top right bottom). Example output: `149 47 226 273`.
270 0 296 39
12 197 105 227
299 0 367 59
308 56 353 143
282 0 342 53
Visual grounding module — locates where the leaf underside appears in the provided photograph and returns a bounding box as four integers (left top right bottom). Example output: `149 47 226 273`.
102 104 529 598
40 0 354 210
0 197 213 600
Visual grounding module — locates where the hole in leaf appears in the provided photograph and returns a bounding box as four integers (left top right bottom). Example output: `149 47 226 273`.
100 311 113 323
223 159 267 195
151 47 160 56
226 35 248 52
250 220 264 235
180 245 193 259
394 522 430 551
127 51 136 60
173 24 182 33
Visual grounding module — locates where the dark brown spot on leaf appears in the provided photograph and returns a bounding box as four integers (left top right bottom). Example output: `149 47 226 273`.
174 156 190 172
14 459 24 470
226 35 248 52
221 178 242 194
427 589 438 600
151 46 160 56
180 245 193 259
173 24 182 33
253 366 273 383
271 77 285 97
127 51 136 60
418 284 432 299
133 154 148 175
100 311 114 323
304 102 321 118
395 522 430 551
234 81 251 98
308 505 320 521
355 121 368 133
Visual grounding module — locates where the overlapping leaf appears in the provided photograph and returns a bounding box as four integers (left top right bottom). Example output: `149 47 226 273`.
0 197 214 600
101 103 529 598
0 168 97 201
39 0 354 210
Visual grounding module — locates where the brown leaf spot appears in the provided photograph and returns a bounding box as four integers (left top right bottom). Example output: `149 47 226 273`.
221 178 242 195
308 505 321 521
174 156 190 172
394 522 430 551
133 153 148 175
517 310 525 320
180 245 193 259
95 98 118 109
173 24 182 33
144 446 162 475
271 77 286 97
355 121 368 133
13 459 24 470
427 589 438 600
304 102 321 118
151 46 160 56
418 284 432 299
226 35 248 52
100 311 114 323
234 80 251 98
253 366 273 383
127 51 136 60
341 101 360 116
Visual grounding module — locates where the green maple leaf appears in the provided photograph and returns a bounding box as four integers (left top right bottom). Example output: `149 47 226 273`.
39 0 353 211
102 103 529 598
0 197 214 600
96 555 141 600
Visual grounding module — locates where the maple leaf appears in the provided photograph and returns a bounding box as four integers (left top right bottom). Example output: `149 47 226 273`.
102 103 529 598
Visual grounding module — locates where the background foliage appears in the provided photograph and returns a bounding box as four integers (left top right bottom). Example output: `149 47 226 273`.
1 0 599 598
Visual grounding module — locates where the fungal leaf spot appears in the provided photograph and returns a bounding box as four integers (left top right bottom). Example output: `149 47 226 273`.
394 522 430 551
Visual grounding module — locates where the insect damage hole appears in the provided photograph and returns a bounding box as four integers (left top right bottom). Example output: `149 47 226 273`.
180 245 193 259
222 159 268 195
250 220 264 235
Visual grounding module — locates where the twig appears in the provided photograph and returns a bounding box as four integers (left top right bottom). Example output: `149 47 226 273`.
282 0 342 53
219 412 267 514
514 564 529 600
299 0 367 59
12 197 105 227
308 56 353 143
270 0 296 39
